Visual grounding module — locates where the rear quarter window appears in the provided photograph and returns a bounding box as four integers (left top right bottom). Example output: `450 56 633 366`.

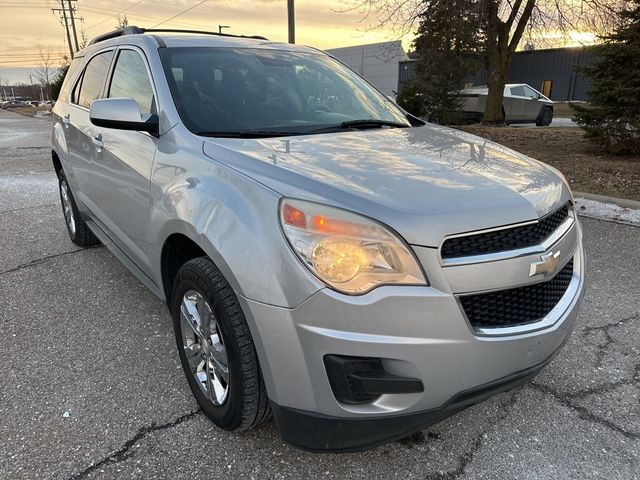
57 58 84 102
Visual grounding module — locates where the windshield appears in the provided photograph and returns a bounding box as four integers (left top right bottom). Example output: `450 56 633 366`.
159 47 411 137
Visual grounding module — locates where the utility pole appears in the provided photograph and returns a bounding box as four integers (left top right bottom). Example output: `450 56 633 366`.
218 25 230 35
29 74 35 101
287 0 295 44
67 0 80 52
51 0 75 59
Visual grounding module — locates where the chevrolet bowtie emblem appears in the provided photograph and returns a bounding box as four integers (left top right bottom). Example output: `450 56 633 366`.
529 251 561 277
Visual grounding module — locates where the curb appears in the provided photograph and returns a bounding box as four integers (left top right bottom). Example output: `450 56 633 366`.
574 192 640 210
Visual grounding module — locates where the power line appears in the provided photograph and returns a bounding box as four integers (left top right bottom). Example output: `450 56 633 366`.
83 0 146 30
0 53 67 57
150 0 208 29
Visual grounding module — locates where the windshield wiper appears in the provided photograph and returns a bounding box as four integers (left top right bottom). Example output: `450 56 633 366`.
196 130 302 138
308 119 410 134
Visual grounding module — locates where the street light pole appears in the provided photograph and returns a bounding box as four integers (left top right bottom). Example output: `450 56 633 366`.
287 0 295 44
218 25 230 35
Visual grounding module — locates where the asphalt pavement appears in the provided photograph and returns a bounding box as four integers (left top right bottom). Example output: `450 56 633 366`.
0 109 638 479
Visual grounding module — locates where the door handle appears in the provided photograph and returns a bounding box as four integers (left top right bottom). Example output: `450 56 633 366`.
92 134 104 151
62 114 70 127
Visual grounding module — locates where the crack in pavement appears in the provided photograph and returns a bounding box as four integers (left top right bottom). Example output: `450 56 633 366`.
580 312 640 379
525 312 640 439
66 409 202 480
427 391 520 480
529 382 639 440
582 313 639 333
564 362 640 401
0 247 102 277
0 203 57 215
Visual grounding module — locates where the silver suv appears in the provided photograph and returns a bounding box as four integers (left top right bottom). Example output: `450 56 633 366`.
51 27 584 452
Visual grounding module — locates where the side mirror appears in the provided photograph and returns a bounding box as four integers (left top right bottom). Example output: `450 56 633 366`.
90 98 159 137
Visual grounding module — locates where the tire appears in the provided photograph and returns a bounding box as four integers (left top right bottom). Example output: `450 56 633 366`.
171 256 270 431
536 107 553 127
57 170 100 247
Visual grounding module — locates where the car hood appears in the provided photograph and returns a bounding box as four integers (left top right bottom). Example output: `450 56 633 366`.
202 124 572 247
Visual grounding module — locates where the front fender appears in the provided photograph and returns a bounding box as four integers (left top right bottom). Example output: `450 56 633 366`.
151 148 323 309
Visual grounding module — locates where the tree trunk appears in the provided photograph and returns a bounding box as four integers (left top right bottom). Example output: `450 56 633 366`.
483 24 510 124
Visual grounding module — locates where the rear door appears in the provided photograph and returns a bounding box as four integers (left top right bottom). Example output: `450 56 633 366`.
87 47 159 274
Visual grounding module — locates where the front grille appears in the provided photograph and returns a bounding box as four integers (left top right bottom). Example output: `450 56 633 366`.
442 204 570 259
460 259 574 329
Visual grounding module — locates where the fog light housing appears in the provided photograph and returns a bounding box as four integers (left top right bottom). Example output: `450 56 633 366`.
324 355 424 405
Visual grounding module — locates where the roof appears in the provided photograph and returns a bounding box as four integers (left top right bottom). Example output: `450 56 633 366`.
79 26 320 57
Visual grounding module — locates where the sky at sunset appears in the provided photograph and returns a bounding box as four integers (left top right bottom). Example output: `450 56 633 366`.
0 0 405 84
0 0 599 85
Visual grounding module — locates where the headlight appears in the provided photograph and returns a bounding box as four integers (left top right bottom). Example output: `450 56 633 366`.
279 198 427 294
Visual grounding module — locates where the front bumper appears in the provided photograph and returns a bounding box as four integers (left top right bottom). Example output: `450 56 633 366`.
270 347 561 452
238 241 584 451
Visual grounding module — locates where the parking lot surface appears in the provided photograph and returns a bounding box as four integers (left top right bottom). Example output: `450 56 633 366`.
1 109 638 479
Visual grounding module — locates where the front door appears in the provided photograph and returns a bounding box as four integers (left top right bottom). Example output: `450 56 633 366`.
88 47 159 275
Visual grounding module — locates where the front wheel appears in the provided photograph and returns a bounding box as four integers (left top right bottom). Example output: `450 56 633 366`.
536 107 553 126
171 257 270 431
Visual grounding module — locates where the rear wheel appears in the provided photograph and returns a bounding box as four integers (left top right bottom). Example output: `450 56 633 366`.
57 170 100 247
171 257 270 431
537 107 553 126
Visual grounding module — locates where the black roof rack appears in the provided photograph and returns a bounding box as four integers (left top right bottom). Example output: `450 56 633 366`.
88 25 268 45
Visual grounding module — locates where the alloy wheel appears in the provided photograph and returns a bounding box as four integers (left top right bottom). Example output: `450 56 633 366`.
180 290 230 406
59 180 76 236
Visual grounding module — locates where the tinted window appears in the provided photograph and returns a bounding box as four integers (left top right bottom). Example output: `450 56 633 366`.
71 72 83 105
524 86 539 99
78 50 114 108
109 50 155 114
510 86 525 97
58 58 83 102
160 47 409 136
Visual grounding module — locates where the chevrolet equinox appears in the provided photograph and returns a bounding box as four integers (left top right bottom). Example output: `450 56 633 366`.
51 26 584 452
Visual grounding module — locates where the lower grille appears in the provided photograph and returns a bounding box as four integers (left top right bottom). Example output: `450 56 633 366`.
459 259 574 329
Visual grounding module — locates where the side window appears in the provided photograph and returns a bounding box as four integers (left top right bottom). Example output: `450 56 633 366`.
57 58 83 102
71 72 83 105
108 50 155 114
510 86 525 97
78 50 114 108
524 86 539 99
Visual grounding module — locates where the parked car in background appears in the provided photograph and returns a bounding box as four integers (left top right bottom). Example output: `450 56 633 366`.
2 100 26 109
460 84 554 126
39 100 54 108
51 27 583 452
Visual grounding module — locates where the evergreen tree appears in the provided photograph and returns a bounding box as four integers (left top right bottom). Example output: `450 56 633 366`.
574 1 640 154
399 0 483 124
50 64 69 101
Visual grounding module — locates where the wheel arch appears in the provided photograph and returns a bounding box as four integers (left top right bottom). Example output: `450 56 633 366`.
158 226 239 310
52 150 63 175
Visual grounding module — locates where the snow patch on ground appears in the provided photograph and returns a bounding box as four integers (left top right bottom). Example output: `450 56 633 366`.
575 197 640 226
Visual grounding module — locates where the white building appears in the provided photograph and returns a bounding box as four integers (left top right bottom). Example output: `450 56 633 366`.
326 41 409 98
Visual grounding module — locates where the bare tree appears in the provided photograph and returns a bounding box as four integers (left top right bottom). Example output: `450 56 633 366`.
116 14 129 29
79 26 89 49
343 0 624 123
31 48 56 95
